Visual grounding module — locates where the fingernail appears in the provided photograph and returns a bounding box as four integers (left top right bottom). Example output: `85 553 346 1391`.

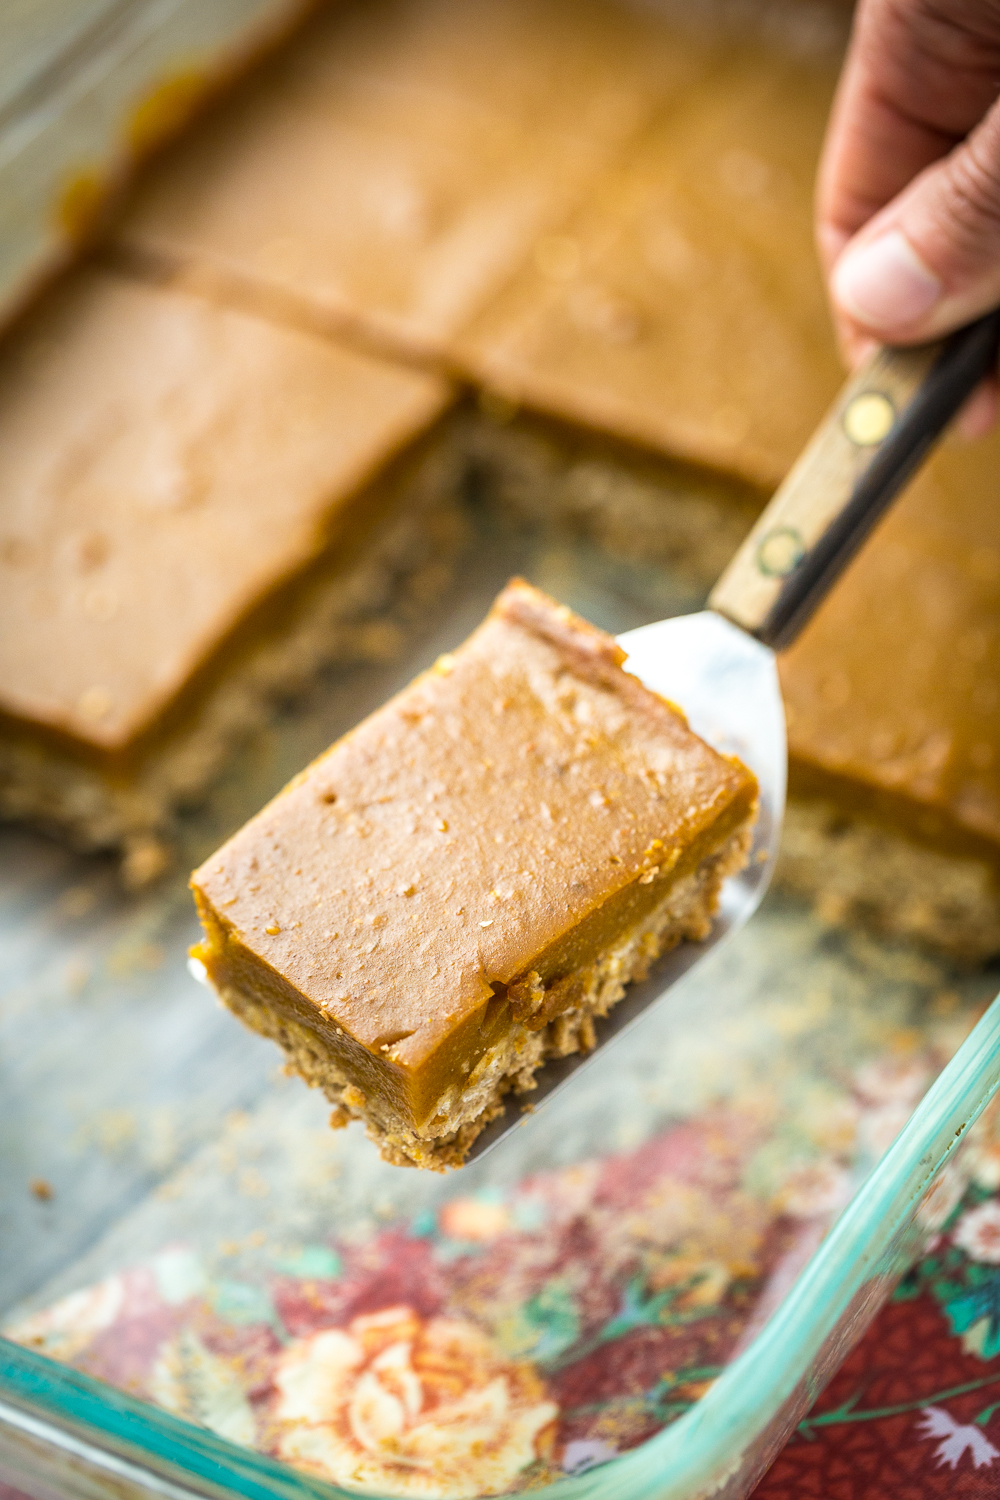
833 230 942 330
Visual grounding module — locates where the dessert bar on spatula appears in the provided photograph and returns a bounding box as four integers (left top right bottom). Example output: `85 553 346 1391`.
192 309 1000 1168
191 580 757 1168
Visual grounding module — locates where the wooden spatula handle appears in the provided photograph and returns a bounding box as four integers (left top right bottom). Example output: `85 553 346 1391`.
709 310 1000 650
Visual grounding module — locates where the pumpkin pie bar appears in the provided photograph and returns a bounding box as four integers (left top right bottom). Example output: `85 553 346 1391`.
0 268 457 884
113 0 708 362
191 580 757 1168
457 22 845 491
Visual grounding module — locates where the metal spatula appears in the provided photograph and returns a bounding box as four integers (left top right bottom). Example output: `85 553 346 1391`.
468 308 1000 1162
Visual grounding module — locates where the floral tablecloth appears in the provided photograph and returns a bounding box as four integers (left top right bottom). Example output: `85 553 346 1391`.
752 1194 1000 1499
6 1051 1000 1497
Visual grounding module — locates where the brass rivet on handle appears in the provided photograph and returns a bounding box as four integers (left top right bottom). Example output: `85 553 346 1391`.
842 390 895 446
756 526 805 578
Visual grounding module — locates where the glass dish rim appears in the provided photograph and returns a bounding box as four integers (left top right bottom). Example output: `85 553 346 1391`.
3 989 1000 1500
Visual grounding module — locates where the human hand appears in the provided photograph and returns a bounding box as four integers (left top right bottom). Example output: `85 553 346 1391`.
817 0 1000 435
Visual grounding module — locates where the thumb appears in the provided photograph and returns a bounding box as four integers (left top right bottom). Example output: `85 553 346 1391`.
831 93 1000 345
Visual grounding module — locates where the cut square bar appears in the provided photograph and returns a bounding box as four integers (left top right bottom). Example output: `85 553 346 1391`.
191 581 757 1168
114 0 705 361
457 35 844 490
0 268 456 882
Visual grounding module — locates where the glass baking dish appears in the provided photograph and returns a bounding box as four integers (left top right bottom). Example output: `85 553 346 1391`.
3 501 1000 1500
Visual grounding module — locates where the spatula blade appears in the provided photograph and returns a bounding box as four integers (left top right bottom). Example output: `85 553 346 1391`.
618 609 785 924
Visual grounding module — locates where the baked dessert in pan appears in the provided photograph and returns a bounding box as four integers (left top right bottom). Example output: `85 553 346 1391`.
456 29 845 491
114 0 711 363
2 0 998 956
0 268 459 884
191 580 757 1167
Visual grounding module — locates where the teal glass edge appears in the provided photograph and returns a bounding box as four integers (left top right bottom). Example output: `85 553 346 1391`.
3 989 1000 1500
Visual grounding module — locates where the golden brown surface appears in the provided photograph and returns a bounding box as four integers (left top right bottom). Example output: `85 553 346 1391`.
114 0 710 360
780 428 1000 857
458 29 846 489
192 581 757 1138
0 268 451 757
